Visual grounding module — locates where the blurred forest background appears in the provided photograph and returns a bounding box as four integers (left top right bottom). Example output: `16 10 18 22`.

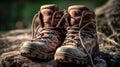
0 0 107 31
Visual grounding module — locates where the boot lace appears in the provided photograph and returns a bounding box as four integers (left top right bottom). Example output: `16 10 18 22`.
31 10 68 40
65 10 96 67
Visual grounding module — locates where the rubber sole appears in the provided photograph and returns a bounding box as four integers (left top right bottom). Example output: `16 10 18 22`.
54 52 88 64
20 47 54 60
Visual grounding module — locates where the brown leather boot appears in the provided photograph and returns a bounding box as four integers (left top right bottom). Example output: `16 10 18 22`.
20 4 66 59
54 5 106 66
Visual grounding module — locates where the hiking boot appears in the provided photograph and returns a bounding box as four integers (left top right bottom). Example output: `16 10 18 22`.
20 4 66 59
54 5 103 66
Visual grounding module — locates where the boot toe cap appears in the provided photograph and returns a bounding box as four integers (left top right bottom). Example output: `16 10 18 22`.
20 41 45 53
55 45 87 58
56 45 77 54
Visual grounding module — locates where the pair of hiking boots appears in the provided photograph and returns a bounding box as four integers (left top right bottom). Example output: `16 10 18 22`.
20 4 106 67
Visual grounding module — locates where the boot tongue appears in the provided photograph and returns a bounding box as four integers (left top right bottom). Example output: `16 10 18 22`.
68 5 89 27
40 4 59 27
70 10 82 27
40 4 59 12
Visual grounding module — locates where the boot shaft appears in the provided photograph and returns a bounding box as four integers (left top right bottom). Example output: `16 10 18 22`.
40 4 59 27
67 5 95 28
38 4 65 27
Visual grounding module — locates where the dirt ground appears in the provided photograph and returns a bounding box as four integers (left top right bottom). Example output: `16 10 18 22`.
0 29 120 67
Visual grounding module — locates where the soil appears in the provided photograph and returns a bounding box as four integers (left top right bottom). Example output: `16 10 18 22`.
0 29 120 67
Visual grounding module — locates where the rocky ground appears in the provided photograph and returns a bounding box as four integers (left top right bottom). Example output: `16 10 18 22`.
0 29 120 67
